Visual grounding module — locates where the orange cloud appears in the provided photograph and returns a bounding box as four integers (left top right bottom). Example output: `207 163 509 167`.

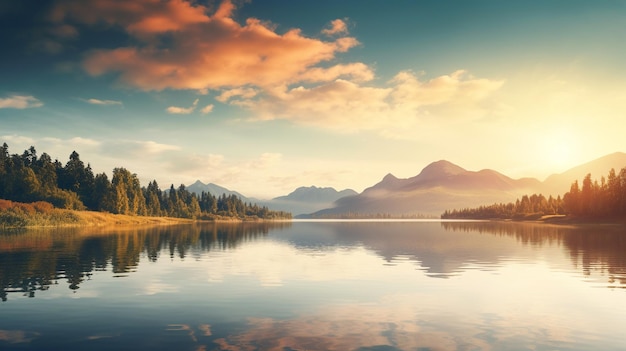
51 0 209 34
53 0 362 92
322 19 349 36
212 301 491 351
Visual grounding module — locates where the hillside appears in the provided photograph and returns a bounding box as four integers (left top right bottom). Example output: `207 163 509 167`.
542 152 626 194
307 160 539 217
307 153 626 218
265 186 357 216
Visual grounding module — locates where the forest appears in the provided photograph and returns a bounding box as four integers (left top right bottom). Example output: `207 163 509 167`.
0 143 291 221
442 167 626 220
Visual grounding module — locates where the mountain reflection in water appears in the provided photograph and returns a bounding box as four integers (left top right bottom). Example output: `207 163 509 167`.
1 221 625 351
2 221 626 302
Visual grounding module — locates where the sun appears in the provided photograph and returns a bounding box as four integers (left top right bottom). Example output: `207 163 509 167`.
539 129 580 171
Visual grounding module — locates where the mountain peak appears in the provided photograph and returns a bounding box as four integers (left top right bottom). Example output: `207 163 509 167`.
417 160 466 180
382 173 398 182
272 186 357 205
191 180 206 187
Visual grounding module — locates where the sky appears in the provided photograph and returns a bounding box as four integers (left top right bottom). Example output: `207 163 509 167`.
1 0 626 199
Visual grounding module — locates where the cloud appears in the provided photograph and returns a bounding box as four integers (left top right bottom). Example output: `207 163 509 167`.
50 0 210 34
240 70 504 136
103 140 182 157
200 104 214 114
248 152 282 170
38 136 101 148
52 0 363 92
166 98 199 114
50 24 78 38
165 152 224 173
216 87 258 103
84 98 122 106
322 19 348 36
0 95 43 109
67 136 102 147
0 330 40 344
7 136 178 161
0 135 36 145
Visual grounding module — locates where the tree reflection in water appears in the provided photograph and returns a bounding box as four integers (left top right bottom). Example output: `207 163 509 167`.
441 221 626 288
2 220 625 303
0 222 290 301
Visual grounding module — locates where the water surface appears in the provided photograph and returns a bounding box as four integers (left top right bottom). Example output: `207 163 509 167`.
1 221 625 350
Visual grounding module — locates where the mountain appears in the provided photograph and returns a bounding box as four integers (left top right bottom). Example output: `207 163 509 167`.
274 186 357 203
307 160 541 218
185 181 357 216
308 152 626 218
185 152 626 218
261 186 357 216
186 180 252 202
542 152 626 195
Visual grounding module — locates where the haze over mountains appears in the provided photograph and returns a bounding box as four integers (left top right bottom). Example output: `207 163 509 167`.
186 181 356 216
264 186 358 216
188 152 626 218
542 152 626 195
186 180 250 202
307 160 543 218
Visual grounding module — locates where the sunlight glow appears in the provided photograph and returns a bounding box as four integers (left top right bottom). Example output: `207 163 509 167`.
538 127 580 171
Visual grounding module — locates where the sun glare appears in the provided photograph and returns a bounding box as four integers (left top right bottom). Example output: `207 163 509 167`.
539 129 578 171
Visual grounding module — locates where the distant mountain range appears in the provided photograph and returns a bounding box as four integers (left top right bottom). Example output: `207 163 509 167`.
263 186 358 216
306 152 626 218
188 152 626 218
306 160 541 218
186 181 356 216
186 180 252 202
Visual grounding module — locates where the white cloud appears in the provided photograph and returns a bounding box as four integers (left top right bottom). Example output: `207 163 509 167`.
67 137 102 147
248 152 282 170
0 135 36 145
85 98 123 106
134 140 181 154
200 104 214 114
102 140 182 157
236 70 504 137
166 98 199 114
0 95 43 109
216 87 258 103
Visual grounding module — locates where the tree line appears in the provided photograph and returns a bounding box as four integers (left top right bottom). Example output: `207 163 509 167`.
0 143 291 220
442 166 626 220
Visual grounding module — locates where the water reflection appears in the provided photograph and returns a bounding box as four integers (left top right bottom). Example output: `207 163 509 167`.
1 221 626 350
3 221 626 302
441 221 626 288
0 222 290 301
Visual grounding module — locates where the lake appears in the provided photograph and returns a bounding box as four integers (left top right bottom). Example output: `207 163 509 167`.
1 220 625 351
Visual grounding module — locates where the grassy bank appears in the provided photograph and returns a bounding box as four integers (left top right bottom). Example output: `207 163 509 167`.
0 199 194 229
0 199 289 229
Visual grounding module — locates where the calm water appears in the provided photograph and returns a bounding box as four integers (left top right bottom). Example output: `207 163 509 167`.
1 220 625 351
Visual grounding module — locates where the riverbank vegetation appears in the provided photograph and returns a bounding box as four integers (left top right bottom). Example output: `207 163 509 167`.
0 143 291 228
442 167 626 221
0 199 196 229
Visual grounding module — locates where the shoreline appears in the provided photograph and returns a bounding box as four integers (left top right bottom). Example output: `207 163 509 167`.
489 215 626 227
0 208 291 230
